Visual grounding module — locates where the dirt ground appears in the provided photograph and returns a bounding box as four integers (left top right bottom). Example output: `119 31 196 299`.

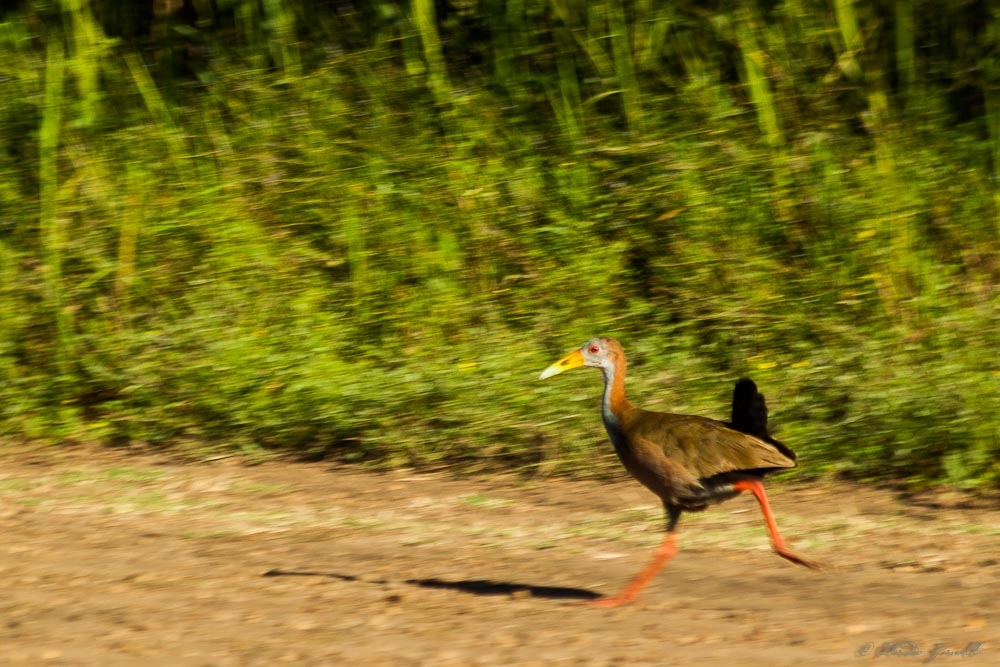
1 448 997 666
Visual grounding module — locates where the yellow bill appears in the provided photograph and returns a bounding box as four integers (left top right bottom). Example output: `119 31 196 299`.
539 348 586 380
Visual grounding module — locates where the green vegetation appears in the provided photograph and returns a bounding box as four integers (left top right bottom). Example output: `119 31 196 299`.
0 1 997 487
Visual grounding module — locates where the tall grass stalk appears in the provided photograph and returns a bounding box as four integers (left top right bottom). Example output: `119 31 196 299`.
124 52 186 173
985 59 1000 246
114 165 143 320
631 0 670 72
235 0 265 69
261 0 301 77
338 190 371 308
550 0 614 79
39 33 69 380
63 0 108 128
866 78 922 326
552 25 584 144
893 0 916 111
607 0 643 133
736 12 782 147
833 0 862 80
412 0 451 108
491 0 526 99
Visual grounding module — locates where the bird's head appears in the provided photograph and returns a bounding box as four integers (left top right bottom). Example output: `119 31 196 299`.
539 337 623 380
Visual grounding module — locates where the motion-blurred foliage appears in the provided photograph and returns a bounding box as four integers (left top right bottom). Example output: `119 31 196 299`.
0 0 997 486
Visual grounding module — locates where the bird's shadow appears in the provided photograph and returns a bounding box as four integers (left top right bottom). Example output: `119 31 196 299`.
262 569 601 601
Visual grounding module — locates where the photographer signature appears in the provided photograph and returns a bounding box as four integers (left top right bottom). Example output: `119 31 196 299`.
856 641 985 663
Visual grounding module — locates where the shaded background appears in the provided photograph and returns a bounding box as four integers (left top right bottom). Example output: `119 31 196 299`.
0 0 997 486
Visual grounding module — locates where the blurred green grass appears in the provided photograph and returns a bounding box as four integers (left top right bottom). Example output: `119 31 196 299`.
0 1 997 488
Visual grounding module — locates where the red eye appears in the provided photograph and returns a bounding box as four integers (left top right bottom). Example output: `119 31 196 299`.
588 344 601 354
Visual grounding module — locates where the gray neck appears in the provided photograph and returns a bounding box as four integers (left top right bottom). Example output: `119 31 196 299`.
600 364 619 427
599 364 630 461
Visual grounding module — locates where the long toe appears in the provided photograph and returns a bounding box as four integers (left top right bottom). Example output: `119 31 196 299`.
776 546 826 570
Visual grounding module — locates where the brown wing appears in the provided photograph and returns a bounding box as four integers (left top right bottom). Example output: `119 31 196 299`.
626 411 796 480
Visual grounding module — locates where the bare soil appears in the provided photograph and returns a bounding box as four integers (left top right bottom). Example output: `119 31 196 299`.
1 448 997 666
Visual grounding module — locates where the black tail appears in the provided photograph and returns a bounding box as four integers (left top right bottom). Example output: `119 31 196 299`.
730 378 769 438
728 378 797 463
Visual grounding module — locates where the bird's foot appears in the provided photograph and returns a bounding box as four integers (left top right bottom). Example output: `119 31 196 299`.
775 546 826 570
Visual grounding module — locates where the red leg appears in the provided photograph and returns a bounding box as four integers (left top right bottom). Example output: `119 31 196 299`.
576 531 678 608
731 479 822 569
